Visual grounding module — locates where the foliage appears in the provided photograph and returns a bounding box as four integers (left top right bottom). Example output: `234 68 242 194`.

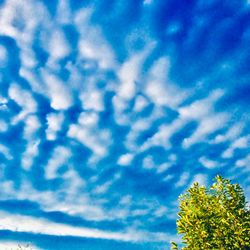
16 244 33 250
171 176 250 250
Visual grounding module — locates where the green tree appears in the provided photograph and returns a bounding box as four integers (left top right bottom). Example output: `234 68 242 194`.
171 176 250 250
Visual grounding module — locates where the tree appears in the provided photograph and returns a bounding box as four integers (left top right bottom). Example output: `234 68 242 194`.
171 175 250 250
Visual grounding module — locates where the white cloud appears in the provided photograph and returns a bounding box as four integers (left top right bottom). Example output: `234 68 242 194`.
23 115 40 140
0 120 8 132
232 136 249 148
157 154 176 173
125 110 162 150
179 90 230 148
0 178 15 199
0 210 171 242
145 57 188 108
22 140 40 170
0 96 8 105
8 84 37 124
69 112 111 160
0 174 173 243
8 83 39 127
131 208 150 217
162 174 174 182
118 153 134 166
0 0 23 38
46 112 64 140
0 144 12 160
117 51 147 100
235 154 250 169
0 44 8 67
75 9 116 70
112 45 155 125
78 38 115 69
20 47 38 69
19 68 43 93
222 136 249 159
212 123 243 143
154 206 168 218
13 179 107 222
222 148 233 158
142 155 155 169
92 180 113 195
133 95 148 112
169 154 177 162
112 96 131 125
141 118 184 151
0 211 127 241
56 0 72 24
62 168 86 193
41 70 73 110
45 146 71 179
0 0 47 44
175 172 190 188
157 162 172 173
119 195 132 206
67 122 111 163
183 113 229 148
48 29 71 61
55 201 107 221
80 90 104 111
199 156 218 169
0 0 47 75
178 90 224 120
78 111 99 127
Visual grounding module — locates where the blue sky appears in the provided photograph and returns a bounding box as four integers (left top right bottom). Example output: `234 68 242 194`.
0 0 249 249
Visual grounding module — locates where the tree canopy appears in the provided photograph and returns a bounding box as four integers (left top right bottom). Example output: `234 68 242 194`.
171 176 250 250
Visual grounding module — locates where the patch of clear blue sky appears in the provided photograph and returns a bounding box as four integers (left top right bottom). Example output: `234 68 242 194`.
0 0 249 249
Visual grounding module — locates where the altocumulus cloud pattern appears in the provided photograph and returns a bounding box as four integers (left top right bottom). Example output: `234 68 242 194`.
0 0 250 249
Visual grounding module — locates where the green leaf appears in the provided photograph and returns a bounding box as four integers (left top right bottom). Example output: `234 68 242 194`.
172 176 250 250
